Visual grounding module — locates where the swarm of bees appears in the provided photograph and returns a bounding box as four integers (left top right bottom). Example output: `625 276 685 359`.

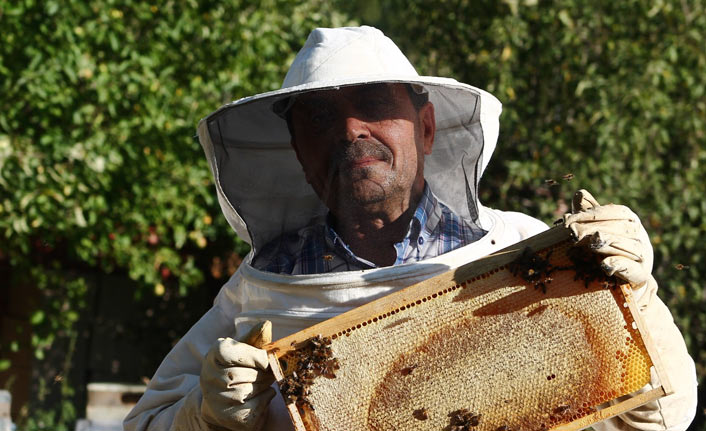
508 248 557 293
280 371 309 406
446 409 482 431
510 244 622 294
279 335 340 408
565 247 620 290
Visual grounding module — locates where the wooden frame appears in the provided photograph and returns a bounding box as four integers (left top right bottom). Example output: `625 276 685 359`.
264 226 672 431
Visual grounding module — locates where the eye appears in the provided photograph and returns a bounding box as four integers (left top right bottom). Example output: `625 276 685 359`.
309 106 335 130
358 97 393 120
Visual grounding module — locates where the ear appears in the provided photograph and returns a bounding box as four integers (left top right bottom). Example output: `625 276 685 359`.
419 102 435 155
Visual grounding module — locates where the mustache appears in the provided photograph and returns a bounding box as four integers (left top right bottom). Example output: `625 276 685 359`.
329 139 392 172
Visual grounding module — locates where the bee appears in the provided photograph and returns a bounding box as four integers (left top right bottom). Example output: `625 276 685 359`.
601 279 619 290
323 254 334 261
448 409 481 429
562 173 574 181
544 179 558 186
401 364 418 376
554 404 571 414
413 408 429 420
674 264 690 270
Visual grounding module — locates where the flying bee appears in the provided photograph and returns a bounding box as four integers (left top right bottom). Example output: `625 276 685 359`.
562 173 574 181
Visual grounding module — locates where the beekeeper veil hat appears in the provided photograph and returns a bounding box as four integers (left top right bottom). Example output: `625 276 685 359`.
197 26 502 259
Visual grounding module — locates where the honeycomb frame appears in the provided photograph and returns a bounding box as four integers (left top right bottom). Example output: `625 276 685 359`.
265 226 672 431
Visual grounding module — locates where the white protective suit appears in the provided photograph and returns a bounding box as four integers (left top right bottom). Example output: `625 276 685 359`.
124 26 696 431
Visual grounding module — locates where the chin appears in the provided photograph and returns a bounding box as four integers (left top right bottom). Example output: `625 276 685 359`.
350 181 390 202
323 186 384 212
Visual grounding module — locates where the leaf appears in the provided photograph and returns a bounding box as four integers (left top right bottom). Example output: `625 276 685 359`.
557 10 573 28
74 206 87 227
174 225 187 248
30 310 45 325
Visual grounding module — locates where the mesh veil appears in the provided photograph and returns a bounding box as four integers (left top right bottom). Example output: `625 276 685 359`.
199 80 501 269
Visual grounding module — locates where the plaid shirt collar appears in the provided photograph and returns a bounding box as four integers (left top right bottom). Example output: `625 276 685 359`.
253 183 486 274
323 183 441 267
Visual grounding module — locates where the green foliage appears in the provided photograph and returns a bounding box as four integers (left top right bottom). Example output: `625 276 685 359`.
18 377 76 431
0 0 349 425
344 0 706 428
2 0 705 428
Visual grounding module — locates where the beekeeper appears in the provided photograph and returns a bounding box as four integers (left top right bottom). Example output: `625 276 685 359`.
124 26 696 431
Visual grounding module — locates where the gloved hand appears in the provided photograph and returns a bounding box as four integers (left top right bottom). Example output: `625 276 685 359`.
563 190 699 430
200 321 276 430
562 189 653 290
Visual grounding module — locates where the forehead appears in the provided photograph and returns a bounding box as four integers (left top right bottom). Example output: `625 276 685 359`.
294 83 408 107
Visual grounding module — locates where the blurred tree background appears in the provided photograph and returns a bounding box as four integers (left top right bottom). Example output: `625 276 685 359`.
0 0 349 428
0 0 703 429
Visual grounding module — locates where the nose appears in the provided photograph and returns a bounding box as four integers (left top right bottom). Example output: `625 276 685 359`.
342 114 372 142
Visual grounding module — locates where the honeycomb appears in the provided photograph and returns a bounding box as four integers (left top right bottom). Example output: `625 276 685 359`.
270 238 660 431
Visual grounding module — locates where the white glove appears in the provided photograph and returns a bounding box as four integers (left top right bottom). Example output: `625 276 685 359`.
200 321 276 430
563 189 653 290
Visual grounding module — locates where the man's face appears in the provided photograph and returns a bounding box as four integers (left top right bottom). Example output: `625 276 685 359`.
289 83 435 212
